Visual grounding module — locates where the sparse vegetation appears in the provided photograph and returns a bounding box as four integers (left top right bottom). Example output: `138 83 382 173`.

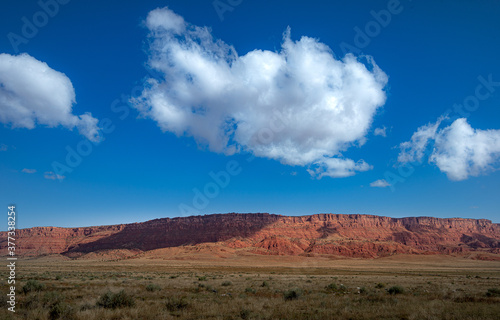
283 288 302 300
325 283 338 291
4 258 500 319
165 295 189 312
49 301 75 320
388 285 405 295
22 279 45 294
245 287 256 294
145 283 161 292
486 288 500 297
96 290 135 309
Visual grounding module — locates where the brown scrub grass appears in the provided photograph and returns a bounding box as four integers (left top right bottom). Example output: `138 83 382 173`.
1 254 499 319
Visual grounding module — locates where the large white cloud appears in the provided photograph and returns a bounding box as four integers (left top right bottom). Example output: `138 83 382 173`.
398 117 500 181
0 53 100 141
132 7 388 178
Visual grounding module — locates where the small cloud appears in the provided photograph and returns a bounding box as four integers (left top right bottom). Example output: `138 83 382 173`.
21 168 36 174
370 179 390 188
44 171 65 180
398 117 500 181
0 144 7 151
0 53 101 141
290 171 297 176
374 126 387 137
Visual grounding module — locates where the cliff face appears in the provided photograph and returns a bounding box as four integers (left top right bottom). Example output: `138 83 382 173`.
1 213 499 259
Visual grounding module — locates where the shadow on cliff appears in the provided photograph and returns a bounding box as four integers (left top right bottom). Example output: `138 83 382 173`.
62 213 281 255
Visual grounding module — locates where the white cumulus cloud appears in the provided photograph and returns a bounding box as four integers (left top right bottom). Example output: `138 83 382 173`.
132 7 388 178
370 179 390 187
0 53 100 141
398 117 500 181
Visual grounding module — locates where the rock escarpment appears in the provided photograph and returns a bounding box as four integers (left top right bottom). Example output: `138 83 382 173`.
1 213 498 259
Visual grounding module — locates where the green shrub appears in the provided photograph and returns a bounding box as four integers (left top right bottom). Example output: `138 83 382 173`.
198 276 207 281
205 284 214 292
325 283 338 291
486 288 500 297
375 283 385 289
146 283 161 292
96 290 135 309
22 280 45 294
245 287 256 294
49 301 76 320
338 284 348 293
283 288 303 301
261 281 269 288
388 286 404 295
326 283 348 293
221 281 232 286
240 309 251 319
165 296 189 311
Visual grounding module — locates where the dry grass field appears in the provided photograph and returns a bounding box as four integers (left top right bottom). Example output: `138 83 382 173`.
2 255 499 319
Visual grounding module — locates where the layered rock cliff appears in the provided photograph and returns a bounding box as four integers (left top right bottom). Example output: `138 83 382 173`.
1 213 498 259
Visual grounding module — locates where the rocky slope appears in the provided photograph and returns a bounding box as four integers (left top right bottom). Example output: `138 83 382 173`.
1 213 499 259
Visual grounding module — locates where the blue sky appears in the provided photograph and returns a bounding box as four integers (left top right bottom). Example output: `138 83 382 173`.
1 0 499 230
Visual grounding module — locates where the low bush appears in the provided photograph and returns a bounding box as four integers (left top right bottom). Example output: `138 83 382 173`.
388 286 405 295
240 309 251 319
325 283 338 291
96 290 135 309
166 296 189 311
49 301 76 320
284 288 303 301
326 283 348 294
245 287 256 294
146 283 161 292
22 280 45 294
486 288 500 297
221 281 232 286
